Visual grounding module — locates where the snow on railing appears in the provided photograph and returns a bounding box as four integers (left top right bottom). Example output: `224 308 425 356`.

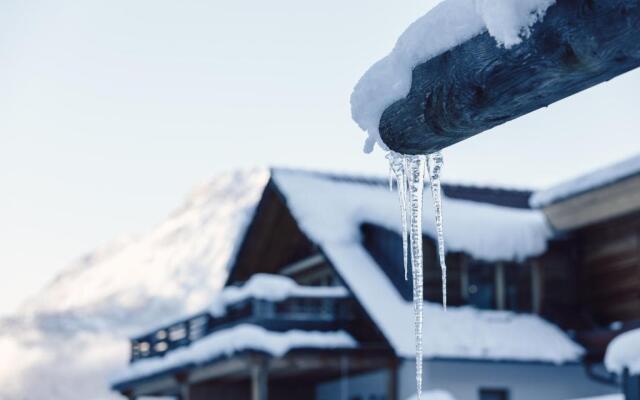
130 293 357 363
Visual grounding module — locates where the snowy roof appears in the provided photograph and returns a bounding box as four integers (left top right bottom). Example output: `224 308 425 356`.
272 170 583 363
273 169 551 263
605 328 640 375
350 0 555 152
113 324 356 385
531 154 640 207
406 390 456 400
210 273 348 316
569 395 624 400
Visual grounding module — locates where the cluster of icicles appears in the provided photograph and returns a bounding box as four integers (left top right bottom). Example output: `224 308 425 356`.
387 151 446 400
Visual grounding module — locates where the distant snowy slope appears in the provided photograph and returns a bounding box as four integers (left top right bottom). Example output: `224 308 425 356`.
0 169 268 400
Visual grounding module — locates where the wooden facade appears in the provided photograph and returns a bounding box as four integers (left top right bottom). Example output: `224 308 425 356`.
576 210 640 324
228 181 319 283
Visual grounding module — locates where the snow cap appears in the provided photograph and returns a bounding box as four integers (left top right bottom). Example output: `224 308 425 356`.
605 328 640 375
351 0 556 153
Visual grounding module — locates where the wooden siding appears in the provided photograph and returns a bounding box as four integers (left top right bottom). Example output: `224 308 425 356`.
577 211 640 324
534 240 583 328
227 180 318 284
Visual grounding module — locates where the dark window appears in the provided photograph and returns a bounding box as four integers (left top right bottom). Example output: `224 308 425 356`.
479 388 509 400
467 261 496 309
504 263 532 312
465 260 533 312
362 223 534 312
361 223 414 301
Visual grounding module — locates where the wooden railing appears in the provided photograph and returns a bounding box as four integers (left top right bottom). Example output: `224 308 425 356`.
130 296 357 363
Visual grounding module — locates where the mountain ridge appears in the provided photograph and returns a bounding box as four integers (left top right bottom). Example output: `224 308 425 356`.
0 168 269 400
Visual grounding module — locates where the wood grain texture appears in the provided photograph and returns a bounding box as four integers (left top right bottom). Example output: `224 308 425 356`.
379 0 640 154
577 210 640 323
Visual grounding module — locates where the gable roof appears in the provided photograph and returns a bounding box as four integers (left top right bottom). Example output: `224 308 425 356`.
267 169 583 363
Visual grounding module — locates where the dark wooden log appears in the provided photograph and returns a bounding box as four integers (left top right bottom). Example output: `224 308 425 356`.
379 0 640 154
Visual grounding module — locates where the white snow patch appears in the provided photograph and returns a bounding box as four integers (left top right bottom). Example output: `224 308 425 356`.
113 325 356 384
273 170 551 262
605 328 640 375
569 395 624 400
531 154 640 207
325 240 583 362
406 390 456 400
210 273 349 316
351 0 555 152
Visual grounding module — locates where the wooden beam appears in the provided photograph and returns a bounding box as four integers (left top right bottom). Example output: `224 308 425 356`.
379 0 640 154
280 254 326 276
122 375 180 398
189 357 251 384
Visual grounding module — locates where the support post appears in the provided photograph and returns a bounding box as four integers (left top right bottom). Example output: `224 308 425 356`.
340 354 349 400
180 384 191 400
624 368 640 400
531 260 543 314
387 359 398 400
251 356 269 400
495 263 506 310
176 373 191 400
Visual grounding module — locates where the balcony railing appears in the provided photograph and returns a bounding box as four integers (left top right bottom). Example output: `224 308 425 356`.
130 295 357 363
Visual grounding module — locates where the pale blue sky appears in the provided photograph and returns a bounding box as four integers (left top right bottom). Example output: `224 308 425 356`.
1 0 638 315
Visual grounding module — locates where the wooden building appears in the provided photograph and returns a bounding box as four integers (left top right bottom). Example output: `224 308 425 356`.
112 157 640 400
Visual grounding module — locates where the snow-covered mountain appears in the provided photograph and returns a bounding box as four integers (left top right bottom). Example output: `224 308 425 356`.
0 169 269 400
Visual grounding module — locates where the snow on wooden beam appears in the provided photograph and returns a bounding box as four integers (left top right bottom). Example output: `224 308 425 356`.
379 0 640 155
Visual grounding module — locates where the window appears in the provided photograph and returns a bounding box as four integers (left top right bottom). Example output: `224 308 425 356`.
466 260 497 309
464 260 534 312
479 388 509 400
362 223 540 312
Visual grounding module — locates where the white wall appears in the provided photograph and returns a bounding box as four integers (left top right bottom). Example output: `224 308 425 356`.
316 369 390 400
398 359 619 400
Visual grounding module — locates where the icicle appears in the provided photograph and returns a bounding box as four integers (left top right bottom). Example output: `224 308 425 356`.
388 151 447 400
427 151 447 310
387 152 409 281
406 155 427 400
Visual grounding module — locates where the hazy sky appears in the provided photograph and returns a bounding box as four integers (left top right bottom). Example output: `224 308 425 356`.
1 0 638 316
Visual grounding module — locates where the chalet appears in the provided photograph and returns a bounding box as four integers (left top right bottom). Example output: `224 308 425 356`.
112 155 640 400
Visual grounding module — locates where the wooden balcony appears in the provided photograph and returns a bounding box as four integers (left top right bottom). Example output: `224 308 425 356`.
129 295 358 363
